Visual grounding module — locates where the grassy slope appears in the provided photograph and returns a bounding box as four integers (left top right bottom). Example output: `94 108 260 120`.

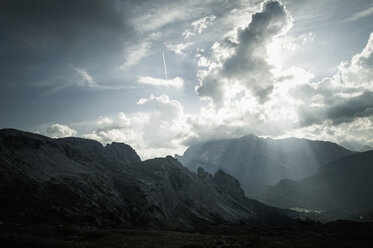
1 221 373 248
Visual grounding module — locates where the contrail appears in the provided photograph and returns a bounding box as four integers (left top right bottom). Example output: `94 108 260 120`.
162 52 168 80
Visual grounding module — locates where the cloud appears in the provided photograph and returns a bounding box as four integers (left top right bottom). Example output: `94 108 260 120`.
344 5 373 23
182 15 216 39
137 76 184 88
339 33 373 90
298 91 373 126
325 91 373 124
0 0 262 103
296 32 373 127
284 117 373 150
187 18 373 148
83 112 139 145
136 94 184 121
121 41 152 68
73 67 99 88
84 94 189 159
121 32 160 68
130 1 244 34
5 0 373 156
133 5 193 33
275 32 373 147
196 0 293 106
47 124 77 138
82 29 373 158
165 42 193 55
70 66 135 91
0 0 135 90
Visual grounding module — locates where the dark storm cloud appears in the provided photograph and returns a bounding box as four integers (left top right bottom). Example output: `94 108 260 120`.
298 91 373 126
0 0 135 89
325 91 373 124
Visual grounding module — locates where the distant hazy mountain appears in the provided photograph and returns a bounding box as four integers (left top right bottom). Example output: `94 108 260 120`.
340 141 373 152
248 151 373 216
175 135 353 192
0 129 290 228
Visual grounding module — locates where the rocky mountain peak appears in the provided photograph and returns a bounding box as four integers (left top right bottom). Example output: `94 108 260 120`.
0 129 291 228
104 142 141 163
213 169 245 199
197 167 212 180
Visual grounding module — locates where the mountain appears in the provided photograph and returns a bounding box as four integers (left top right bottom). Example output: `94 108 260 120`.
0 129 290 229
248 151 373 218
175 135 353 193
340 141 373 152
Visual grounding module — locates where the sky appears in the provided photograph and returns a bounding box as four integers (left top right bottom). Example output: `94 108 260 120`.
1 0 373 159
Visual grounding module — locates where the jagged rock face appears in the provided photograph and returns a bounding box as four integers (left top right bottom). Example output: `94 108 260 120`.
176 135 354 192
0 129 140 226
0 129 289 228
104 142 141 164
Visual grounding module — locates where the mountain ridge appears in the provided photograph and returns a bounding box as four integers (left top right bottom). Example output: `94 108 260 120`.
0 128 291 229
247 150 373 219
176 135 354 193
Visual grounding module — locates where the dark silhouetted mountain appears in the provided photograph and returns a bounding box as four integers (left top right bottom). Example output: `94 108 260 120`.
248 151 373 217
175 135 353 193
0 129 290 229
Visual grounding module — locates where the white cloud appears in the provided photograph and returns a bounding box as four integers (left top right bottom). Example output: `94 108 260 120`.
121 41 151 68
134 7 191 33
72 67 134 90
187 15 373 148
121 33 160 69
338 32 373 90
84 112 140 148
294 32 373 127
300 32 315 45
83 29 373 156
182 15 216 39
81 1 373 157
278 32 373 147
165 42 193 55
138 76 184 88
47 124 77 138
136 94 184 121
283 117 373 150
344 5 373 23
84 94 189 159
196 0 293 106
73 67 99 88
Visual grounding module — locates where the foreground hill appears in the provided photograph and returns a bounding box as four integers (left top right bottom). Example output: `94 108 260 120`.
1 221 373 248
0 129 290 228
248 151 373 218
175 135 353 192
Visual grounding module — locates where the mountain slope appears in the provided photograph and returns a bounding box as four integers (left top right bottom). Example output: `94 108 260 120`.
0 129 290 228
176 135 353 191
340 141 373 152
248 151 373 214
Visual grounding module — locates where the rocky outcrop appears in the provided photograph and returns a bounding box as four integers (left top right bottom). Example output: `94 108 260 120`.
0 129 290 229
